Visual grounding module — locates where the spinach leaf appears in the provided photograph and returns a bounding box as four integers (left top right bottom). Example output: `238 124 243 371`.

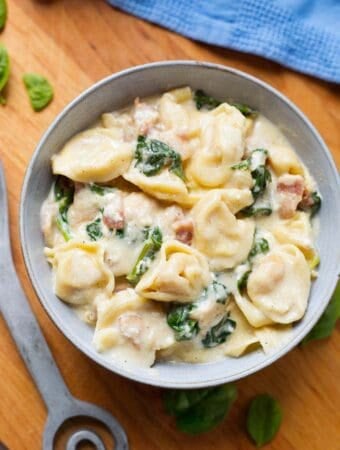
115 227 125 238
194 90 256 117
167 304 199 341
247 394 282 447
237 235 270 292
89 183 115 196
127 226 162 284
164 384 237 434
240 205 272 217
135 135 184 179
301 282 340 345
194 89 221 110
54 176 74 241
251 165 272 200
0 0 7 31
231 102 257 117
210 280 231 304
248 237 270 260
298 191 322 217
86 218 103 241
231 159 250 171
0 44 9 105
202 314 236 348
237 268 251 292
23 73 53 111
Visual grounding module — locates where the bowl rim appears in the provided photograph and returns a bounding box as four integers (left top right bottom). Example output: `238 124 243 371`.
20 60 340 388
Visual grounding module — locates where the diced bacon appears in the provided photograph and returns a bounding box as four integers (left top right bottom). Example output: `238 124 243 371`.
118 313 143 346
172 218 194 245
103 194 125 230
277 174 304 219
133 98 159 135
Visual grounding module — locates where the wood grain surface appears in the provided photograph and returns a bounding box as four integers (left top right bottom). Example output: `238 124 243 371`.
0 1 339 449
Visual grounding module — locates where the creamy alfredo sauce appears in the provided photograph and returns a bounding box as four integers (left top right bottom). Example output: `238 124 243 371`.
41 87 321 367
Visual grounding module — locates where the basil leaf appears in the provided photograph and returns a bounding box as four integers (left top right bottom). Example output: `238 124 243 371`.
167 304 199 341
127 226 162 284
23 73 53 111
0 0 7 31
135 135 185 179
164 384 237 434
301 282 340 345
0 44 9 104
54 176 74 241
247 394 282 447
202 314 236 348
86 218 103 241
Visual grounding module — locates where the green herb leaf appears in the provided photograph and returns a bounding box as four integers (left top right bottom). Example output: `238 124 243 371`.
194 89 221 110
115 227 125 238
301 282 340 345
127 226 163 284
54 176 74 241
231 159 250 171
210 280 231 304
0 44 9 104
240 206 273 217
167 304 199 341
164 384 237 434
135 135 185 179
202 314 236 348
231 102 257 117
86 218 103 241
0 0 7 32
249 237 270 260
247 394 282 447
251 165 272 200
237 269 251 292
298 191 322 217
23 72 53 111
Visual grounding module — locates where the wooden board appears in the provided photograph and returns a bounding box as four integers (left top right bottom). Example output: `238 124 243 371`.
0 1 339 449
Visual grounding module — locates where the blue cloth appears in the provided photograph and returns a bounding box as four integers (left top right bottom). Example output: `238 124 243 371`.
107 0 340 83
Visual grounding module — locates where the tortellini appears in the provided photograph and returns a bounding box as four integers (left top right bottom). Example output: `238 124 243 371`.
52 128 133 183
186 103 247 189
136 240 211 302
94 289 175 367
42 87 320 368
45 241 115 305
123 166 189 204
191 190 255 270
247 244 311 324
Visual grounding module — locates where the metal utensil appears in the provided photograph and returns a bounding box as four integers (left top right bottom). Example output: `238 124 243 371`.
0 162 128 450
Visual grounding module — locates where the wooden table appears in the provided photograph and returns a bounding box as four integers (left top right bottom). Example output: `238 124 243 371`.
0 1 339 449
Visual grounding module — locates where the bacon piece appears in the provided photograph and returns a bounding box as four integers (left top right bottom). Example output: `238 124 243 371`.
172 218 194 245
277 174 304 219
103 194 125 230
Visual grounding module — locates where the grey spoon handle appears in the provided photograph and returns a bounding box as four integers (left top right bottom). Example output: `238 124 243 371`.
0 163 73 412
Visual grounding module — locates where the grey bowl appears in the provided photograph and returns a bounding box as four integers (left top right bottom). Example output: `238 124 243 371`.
20 61 340 388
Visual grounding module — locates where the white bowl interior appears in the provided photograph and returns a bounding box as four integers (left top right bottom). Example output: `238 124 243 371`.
20 62 340 388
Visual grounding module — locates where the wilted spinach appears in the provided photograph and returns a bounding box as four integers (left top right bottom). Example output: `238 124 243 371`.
86 218 103 241
167 304 199 341
135 135 184 179
298 191 322 217
202 314 236 348
164 384 237 434
246 394 282 447
23 72 53 111
54 176 74 241
194 89 256 117
89 183 115 196
127 226 162 284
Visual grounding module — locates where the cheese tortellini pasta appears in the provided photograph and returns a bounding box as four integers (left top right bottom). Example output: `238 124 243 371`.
41 87 321 368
